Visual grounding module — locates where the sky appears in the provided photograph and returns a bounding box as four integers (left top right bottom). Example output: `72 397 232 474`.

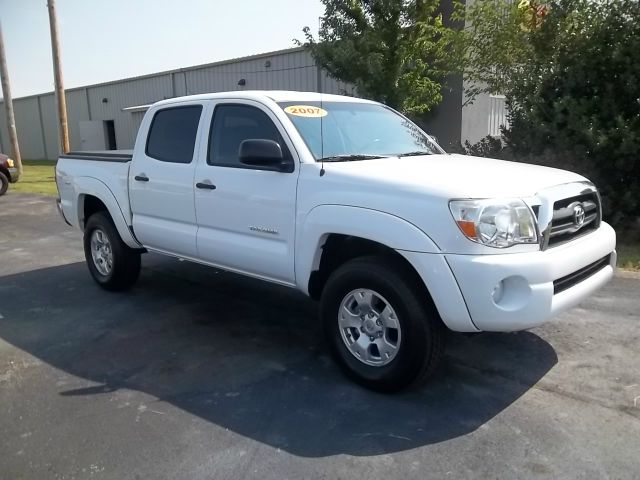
0 0 324 99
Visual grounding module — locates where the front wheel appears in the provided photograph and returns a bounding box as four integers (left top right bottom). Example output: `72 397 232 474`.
321 255 445 392
83 212 141 291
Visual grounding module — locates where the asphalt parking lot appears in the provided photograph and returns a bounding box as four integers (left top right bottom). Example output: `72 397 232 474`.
1 192 639 479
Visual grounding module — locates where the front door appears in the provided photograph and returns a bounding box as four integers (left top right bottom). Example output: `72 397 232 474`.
129 103 205 257
194 101 299 285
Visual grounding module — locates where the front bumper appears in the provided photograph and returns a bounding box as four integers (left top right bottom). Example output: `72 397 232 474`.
445 222 616 331
8 167 19 183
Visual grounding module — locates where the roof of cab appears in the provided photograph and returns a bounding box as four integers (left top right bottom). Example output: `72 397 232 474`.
152 90 376 108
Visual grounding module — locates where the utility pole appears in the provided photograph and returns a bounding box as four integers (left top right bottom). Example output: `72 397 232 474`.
0 22 23 177
47 0 70 154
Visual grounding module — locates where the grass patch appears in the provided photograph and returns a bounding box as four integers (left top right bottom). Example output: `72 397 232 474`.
10 159 57 196
617 243 640 271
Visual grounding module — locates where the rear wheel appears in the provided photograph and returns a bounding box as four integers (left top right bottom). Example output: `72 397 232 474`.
321 255 445 392
0 171 8 196
83 212 141 291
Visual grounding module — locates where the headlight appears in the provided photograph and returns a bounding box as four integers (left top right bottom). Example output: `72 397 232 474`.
6 158 14 168
449 198 538 248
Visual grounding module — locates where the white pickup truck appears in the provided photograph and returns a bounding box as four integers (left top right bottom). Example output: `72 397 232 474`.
56 91 616 391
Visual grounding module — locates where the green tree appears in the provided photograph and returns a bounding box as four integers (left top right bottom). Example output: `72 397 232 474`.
452 0 541 102
459 0 640 229
299 0 462 115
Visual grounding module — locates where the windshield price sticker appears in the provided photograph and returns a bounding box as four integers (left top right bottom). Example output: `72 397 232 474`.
284 105 328 118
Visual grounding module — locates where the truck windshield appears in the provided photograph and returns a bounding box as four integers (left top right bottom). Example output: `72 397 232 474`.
278 101 444 161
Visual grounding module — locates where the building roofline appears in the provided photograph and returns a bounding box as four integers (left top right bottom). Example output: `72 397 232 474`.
1 46 308 103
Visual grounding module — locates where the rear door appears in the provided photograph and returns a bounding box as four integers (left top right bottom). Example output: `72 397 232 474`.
194 100 299 285
129 102 206 257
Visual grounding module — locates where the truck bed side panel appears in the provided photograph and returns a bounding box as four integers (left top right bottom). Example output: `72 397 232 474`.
56 156 140 248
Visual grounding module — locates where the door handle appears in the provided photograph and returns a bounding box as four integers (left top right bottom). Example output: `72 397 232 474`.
134 175 149 182
196 182 216 190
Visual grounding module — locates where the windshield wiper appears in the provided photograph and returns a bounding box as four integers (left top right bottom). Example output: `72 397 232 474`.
319 154 388 162
397 151 434 157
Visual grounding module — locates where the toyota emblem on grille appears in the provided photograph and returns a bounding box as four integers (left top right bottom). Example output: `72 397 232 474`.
573 204 586 227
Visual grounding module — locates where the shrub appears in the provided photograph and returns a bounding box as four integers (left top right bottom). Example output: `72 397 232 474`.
460 0 640 230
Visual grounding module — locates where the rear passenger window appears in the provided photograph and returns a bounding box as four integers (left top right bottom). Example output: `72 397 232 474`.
146 106 202 163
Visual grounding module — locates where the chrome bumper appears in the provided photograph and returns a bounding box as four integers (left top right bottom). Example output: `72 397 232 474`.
8 167 19 182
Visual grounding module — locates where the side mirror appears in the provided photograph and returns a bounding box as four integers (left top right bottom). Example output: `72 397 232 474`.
239 139 291 172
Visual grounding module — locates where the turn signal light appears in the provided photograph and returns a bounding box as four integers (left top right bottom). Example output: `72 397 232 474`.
456 220 477 238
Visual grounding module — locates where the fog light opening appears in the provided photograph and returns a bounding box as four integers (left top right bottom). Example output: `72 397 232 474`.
490 275 532 311
492 280 505 304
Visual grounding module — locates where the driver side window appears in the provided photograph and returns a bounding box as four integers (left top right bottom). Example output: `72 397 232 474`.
208 104 291 168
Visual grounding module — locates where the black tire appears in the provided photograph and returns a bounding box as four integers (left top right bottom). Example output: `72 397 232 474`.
83 212 141 291
321 255 445 392
0 171 8 196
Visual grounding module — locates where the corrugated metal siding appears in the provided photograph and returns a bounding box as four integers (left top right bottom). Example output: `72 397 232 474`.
86 74 173 149
172 72 188 97
13 97 46 159
0 103 8 153
65 89 91 151
461 82 493 145
0 48 360 159
321 71 357 96
488 94 508 137
461 90 510 144
130 111 145 138
5 47 493 160
185 49 317 94
39 94 60 159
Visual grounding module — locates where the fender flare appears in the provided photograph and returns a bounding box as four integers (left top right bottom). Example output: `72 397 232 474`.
74 176 141 249
295 204 440 294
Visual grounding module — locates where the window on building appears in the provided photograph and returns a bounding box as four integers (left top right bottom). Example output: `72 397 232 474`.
208 104 289 168
146 106 202 163
488 94 509 137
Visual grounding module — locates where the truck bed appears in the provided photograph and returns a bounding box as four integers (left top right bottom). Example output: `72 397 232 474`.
56 151 134 236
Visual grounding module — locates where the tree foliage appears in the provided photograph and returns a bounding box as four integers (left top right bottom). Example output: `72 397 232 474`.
452 0 540 102
298 0 461 115
460 0 640 229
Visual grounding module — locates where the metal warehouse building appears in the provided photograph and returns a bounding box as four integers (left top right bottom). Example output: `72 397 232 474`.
0 47 503 160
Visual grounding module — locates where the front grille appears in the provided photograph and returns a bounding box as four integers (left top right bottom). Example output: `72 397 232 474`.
553 254 611 294
547 192 600 247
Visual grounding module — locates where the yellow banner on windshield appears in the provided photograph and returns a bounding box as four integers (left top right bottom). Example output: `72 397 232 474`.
284 105 328 118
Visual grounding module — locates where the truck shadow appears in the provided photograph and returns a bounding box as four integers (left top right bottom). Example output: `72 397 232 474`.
0 255 558 457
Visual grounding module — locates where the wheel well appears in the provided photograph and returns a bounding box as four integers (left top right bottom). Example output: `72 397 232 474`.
81 195 109 230
307 234 427 301
0 166 9 179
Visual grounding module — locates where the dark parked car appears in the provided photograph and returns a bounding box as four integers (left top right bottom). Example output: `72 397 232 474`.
0 153 19 196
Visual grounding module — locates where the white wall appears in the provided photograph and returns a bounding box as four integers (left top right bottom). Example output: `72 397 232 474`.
461 86 509 145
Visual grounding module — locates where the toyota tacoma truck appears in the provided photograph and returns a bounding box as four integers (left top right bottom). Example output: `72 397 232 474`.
55 91 616 391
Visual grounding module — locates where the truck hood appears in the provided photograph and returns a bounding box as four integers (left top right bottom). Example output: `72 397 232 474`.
322 153 588 198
